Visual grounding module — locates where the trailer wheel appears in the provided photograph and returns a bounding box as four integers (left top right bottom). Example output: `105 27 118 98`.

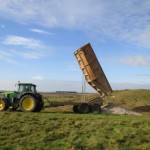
91 104 101 113
73 105 79 113
0 98 9 111
19 95 37 112
78 103 90 114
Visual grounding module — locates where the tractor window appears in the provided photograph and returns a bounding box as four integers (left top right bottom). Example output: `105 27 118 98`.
25 86 30 91
19 85 29 92
18 84 36 93
31 85 36 92
18 85 24 92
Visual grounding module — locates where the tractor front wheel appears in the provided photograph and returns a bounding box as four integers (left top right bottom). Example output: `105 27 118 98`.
19 95 37 112
0 98 9 111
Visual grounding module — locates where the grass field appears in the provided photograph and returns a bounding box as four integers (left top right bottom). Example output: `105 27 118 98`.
0 90 150 150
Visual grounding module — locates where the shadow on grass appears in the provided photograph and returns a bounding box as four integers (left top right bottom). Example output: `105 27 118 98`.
40 111 74 114
8 108 74 114
132 105 150 113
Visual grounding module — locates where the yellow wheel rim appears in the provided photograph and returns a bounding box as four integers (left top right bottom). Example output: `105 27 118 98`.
0 100 4 110
22 98 35 110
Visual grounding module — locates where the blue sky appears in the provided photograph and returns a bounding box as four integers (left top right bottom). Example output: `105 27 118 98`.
0 0 150 92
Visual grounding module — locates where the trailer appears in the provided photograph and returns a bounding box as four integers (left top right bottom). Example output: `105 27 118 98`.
44 43 112 113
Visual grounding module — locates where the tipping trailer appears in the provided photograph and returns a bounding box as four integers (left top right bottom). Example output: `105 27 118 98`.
46 43 112 113
73 43 112 113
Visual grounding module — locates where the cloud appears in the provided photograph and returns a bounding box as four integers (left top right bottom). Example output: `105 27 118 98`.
138 31 150 46
0 79 18 91
0 24 5 28
0 79 92 92
0 0 150 47
112 82 150 90
32 75 44 80
1 35 52 61
137 74 150 76
0 47 48 63
64 61 79 71
0 50 17 64
0 0 100 28
3 35 42 49
103 55 150 67
29 80 94 92
120 56 150 67
30 28 52 35
0 31 58 64
10 49 46 59
1 79 150 92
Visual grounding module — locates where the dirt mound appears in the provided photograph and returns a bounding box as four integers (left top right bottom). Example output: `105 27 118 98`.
102 103 141 116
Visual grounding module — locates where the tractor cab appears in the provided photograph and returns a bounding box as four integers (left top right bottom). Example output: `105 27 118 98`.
17 83 37 98
18 83 37 93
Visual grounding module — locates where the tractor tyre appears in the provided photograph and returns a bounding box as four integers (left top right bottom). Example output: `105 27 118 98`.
73 105 79 113
19 95 38 112
90 104 101 113
78 103 90 114
34 98 44 112
0 98 9 111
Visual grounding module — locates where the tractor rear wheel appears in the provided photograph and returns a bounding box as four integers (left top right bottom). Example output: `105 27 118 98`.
0 98 9 111
19 95 37 112
34 98 44 112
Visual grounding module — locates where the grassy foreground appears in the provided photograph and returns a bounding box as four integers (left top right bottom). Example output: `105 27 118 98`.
0 112 150 150
0 90 150 150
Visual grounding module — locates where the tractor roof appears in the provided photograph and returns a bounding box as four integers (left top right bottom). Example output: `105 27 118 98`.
18 83 36 86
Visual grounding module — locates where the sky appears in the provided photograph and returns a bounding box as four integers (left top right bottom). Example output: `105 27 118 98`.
0 0 150 92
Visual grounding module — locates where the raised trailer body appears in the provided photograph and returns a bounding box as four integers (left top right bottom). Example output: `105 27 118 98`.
74 43 112 97
44 43 112 113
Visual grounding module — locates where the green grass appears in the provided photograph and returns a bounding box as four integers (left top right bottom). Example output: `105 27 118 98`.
0 90 150 150
0 112 150 150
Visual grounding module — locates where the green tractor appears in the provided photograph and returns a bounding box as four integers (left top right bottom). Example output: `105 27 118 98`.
0 83 44 112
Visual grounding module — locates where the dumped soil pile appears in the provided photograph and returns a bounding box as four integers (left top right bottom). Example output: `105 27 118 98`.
102 103 141 116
